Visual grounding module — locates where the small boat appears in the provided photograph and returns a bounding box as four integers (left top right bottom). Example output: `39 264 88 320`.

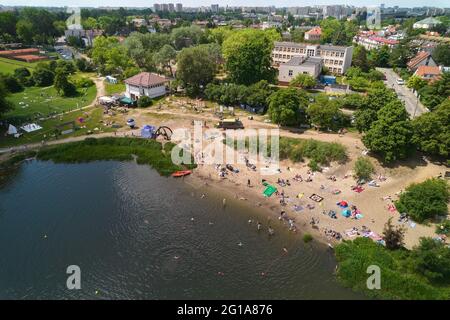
171 170 192 177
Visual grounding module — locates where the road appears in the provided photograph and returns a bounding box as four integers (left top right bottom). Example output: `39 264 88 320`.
377 68 428 118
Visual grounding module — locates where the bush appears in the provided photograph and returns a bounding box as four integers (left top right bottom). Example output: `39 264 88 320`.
303 233 313 243
353 157 374 180
137 96 153 108
395 178 449 223
308 159 321 172
436 220 450 235
76 77 95 88
0 74 23 93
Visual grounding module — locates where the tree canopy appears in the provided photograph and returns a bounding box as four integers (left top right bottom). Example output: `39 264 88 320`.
267 88 308 126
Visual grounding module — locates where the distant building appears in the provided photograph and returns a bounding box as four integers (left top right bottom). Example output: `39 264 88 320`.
153 3 161 11
413 17 442 29
211 4 219 13
407 51 437 72
272 41 353 75
124 72 168 101
176 3 183 12
353 35 399 50
304 27 321 42
278 56 323 84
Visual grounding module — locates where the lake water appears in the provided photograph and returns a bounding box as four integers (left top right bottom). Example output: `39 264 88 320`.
0 160 363 299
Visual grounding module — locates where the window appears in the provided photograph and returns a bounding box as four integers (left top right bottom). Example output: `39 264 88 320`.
288 70 293 76
340 52 345 57
339 60 343 65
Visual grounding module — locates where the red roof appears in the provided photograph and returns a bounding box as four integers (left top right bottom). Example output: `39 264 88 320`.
0 48 39 56
124 72 167 87
414 65 441 80
407 51 431 69
370 37 399 45
306 27 321 35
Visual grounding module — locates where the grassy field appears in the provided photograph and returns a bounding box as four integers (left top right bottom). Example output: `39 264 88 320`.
0 107 114 148
0 57 38 74
104 81 125 95
5 83 97 122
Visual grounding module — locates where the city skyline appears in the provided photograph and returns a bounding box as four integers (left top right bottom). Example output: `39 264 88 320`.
0 1 449 9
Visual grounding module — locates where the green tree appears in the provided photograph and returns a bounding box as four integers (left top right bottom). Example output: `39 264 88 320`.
267 88 308 126
170 25 204 50
0 81 13 118
407 75 427 93
410 237 450 283
176 44 217 95
0 73 23 93
353 156 375 180
370 45 390 67
412 100 450 158
396 178 449 223
154 44 177 76
32 64 54 87
431 44 450 66
307 100 345 131
419 72 450 111
16 20 34 43
290 28 305 43
137 95 152 108
223 29 278 85
54 68 77 97
362 100 413 162
382 218 405 250
352 46 370 72
0 12 18 42
289 73 316 89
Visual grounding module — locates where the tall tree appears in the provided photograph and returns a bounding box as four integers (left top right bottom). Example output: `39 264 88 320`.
362 100 413 162
0 81 13 118
267 88 308 126
223 29 278 85
176 44 217 95
352 46 370 72
154 44 177 76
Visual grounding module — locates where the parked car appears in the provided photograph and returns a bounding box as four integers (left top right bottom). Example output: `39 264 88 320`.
396 78 405 85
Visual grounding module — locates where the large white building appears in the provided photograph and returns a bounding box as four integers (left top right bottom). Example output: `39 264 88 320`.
272 41 353 75
278 56 323 84
413 17 442 29
124 72 168 101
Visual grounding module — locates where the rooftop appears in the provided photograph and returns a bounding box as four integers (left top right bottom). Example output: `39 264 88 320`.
124 72 167 87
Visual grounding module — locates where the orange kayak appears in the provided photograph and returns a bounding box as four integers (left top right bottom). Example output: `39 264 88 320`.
171 170 192 177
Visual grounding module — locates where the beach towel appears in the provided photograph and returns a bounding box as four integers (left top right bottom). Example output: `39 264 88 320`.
263 185 277 197
296 193 304 199
353 186 364 193
355 213 364 220
337 200 348 208
387 204 397 212
309 194 324 202
332 189 341 195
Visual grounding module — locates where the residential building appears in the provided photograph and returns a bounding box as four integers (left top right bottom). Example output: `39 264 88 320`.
353 35 399 50
278 56 323 84
176 3 183 12
272 41 353 75
413 65 442 81
407 51 437 72
413 17 442 29
211 4 219 13
304 27 321 42
124 72 168 101
168 3 175 12
153 3 161 11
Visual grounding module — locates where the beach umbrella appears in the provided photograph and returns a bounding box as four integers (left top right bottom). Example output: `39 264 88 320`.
338 200 348 207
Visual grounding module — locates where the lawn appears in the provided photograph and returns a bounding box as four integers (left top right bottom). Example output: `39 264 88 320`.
5 83 97 123
0 57 38 74
0 107 114 148
104 81 125 95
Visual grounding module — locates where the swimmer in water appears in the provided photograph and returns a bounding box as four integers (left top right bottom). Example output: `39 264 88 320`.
238 242 243 247
257 222 262 231
191 217 195 222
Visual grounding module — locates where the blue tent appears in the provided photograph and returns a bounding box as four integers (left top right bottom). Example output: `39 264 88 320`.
141 125 156 138
341 209 351 218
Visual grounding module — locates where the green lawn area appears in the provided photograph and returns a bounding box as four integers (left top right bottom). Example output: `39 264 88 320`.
0 57 38 74
5 83 97 122
104 81 125 95
0 107 115 148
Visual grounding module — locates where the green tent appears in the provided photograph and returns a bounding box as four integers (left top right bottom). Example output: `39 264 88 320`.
120 97 135 106
263 185 277 197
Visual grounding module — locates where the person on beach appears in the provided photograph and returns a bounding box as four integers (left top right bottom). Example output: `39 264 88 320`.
247 179 251 187
257 222 262 231
268 226 274 236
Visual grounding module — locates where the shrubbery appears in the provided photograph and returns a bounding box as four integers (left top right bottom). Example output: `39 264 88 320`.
395 178 449 223
353 157 374 180
137 96 152 108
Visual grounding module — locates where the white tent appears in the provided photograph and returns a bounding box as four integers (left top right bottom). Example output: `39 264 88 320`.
21 123 42 133
7 124 18 135
98 96 115 104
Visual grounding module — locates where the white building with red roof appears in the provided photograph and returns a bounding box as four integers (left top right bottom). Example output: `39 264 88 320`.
407 51 437 73
124 72 168 101
304 27 321 41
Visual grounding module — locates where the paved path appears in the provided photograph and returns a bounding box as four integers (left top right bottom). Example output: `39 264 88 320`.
377 67 428 118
